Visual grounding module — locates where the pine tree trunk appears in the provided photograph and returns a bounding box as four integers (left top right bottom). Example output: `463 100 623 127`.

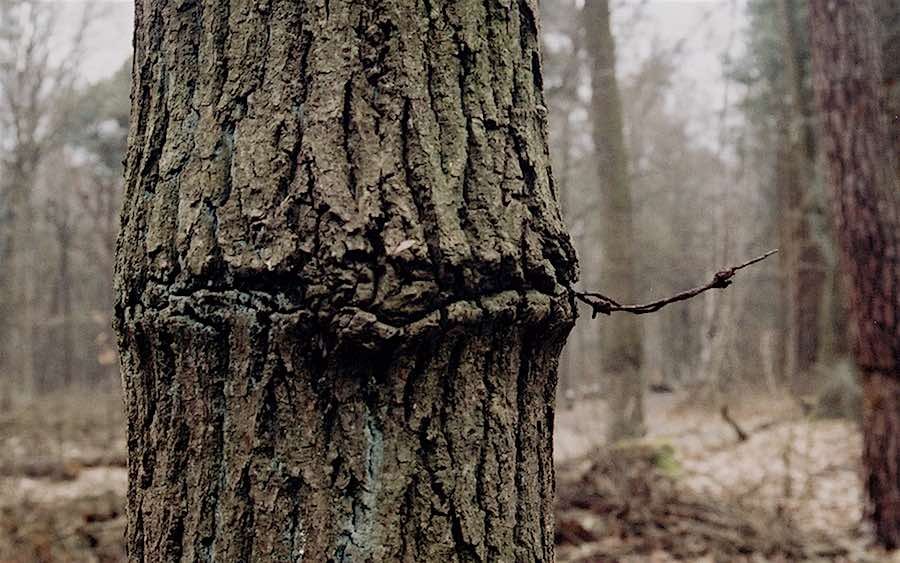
877 0 900 178
584 0 644 442
861 371 900 546
810 0 900 548
115 1 576 560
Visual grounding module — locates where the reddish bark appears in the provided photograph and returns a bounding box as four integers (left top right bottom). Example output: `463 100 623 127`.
810 0 900 547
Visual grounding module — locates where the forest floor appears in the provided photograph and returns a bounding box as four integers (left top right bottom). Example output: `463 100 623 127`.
554 391 893 562
0 388 126 562
0 387 894 562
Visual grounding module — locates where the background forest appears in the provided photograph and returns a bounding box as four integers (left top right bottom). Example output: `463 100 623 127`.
0 0 898 561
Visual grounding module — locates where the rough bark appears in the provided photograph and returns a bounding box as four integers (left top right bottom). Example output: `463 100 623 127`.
114 0 577 561
810 0 900 548
861 372 900 547
877 0 900 177
584 0 644 441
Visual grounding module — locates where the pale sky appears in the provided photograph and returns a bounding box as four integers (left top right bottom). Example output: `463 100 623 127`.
72 0 744 84
616 0 746 145
68 0 745 149
76 2 133 83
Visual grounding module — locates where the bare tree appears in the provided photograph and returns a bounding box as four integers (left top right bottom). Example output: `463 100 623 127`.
0 0 86 394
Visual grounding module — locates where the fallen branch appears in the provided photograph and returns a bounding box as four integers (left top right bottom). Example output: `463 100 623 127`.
720 405 749 442
573 249 778 318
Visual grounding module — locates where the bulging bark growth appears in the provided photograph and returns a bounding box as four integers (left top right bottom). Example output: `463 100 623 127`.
114 0 577 560
809 0 900 548
584 0 644 441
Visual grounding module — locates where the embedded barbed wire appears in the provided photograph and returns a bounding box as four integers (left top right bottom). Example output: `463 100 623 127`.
573 249 779 318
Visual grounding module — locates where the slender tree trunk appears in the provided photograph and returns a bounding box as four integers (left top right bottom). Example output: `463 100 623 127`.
0 179 17 406
54 211 74 388
810 0 900 548
115 1 577 560
776 0 828 387
2 158 37 397
0 176 17 361
585 0 644 442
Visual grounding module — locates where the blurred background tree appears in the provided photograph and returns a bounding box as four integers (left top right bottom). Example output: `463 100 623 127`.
586 0 645 442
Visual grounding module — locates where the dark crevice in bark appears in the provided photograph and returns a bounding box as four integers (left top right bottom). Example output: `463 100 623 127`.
236 463 255 562
513 327 531 558
199 325 227 562
341 79 358 201
478 334 500 562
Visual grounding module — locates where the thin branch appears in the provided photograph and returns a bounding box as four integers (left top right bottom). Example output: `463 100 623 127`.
573 249 778 317
720 405 749 442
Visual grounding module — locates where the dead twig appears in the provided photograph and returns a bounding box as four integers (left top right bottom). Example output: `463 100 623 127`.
720 405 749 442
574 249 778 318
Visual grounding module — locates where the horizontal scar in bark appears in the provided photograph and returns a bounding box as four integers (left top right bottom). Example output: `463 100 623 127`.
331 290 566 350
126 287 571 353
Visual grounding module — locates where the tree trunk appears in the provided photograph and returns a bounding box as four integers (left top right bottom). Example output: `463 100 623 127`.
810 0 900 548
877 0 900 178
114 1 577 560
54 202 74 388
2 156 38 396
584 0 644 442
775 0 828 387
